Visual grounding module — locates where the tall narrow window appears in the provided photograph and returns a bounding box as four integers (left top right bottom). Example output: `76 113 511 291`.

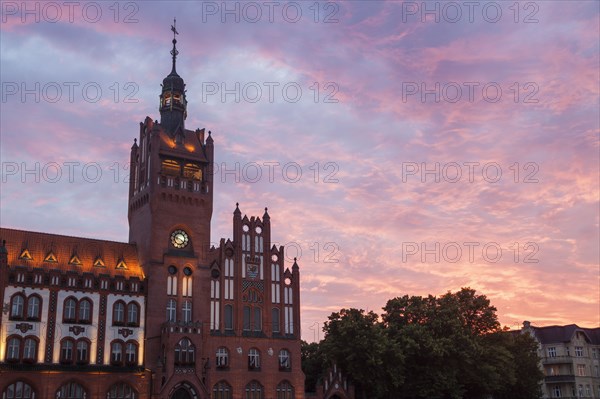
27 295 41 319
243 306 251 331
6 337 20 361
111 341 123 365
183 301 192 323
245 381 263 399
175 338 195 365
23 337 37 363
248 348 260 370
79 299 92 323
279 349 291 371
114 301 125 325
272 308 280 333
216 347 229 368
76 340 89 364
253 307 262 331
167 299 177 322
127 302 140 326
60 339 74 364
126 342 137 365
63 298 77 322
10 294 25 319
224 304 233 331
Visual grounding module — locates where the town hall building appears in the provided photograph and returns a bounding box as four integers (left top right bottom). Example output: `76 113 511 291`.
0 23 304 399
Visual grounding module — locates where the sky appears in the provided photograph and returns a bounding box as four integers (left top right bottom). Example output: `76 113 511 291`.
1 0 598 341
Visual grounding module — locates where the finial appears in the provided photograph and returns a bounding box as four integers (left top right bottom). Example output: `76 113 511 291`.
265 207 268 212
236 202 239 207
134 138 137 144
170 18 179 74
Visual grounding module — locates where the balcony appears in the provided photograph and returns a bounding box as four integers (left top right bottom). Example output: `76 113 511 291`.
544 374 575 383
543 355 574 364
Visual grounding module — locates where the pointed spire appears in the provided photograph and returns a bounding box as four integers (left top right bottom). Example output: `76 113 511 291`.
170 18 179 74
131 138 138 149
234 202 241 215
263 207 270 221
206 130 213 144
292 257 299 270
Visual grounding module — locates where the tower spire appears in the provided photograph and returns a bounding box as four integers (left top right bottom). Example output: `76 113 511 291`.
170 18 179 74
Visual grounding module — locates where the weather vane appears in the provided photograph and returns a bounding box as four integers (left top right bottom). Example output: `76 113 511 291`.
171 18 178 39
170 18 179 71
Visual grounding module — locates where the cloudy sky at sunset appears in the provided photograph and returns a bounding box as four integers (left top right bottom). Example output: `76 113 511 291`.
1 0 598 339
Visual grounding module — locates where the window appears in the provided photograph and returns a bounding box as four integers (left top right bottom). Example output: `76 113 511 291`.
276 381 294 399
76 340 89 364
10 294 25 319
552 386 561 398
245 381 263 399
272 308 280 333
243 306 251 331
111 341 123 365
224 304 233 331
279 349 291 371
127 302 140 326
547 347 556 358
108 382 136 399
594 365 599 377
593 348 598 358
63 298 77 322
23 337 38 363
578 364 586 376
248 348 260 370
174 338 195 365
167 299 177 322
586 385 591 397
184 163 202 180
114 301 125 325
78 299 92 323
243 306 262 332
60 338 75 364
162 159 180 175
183 301 192 323
216 347 229 368
26 295 41 319
6 337 20 362
3 381 35 399
213 381 232 399
57 382 86 399
253 308 262 331
126 342 138 365
575 346 584 357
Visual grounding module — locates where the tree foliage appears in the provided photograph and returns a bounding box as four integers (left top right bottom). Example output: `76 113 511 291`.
309 288 543 399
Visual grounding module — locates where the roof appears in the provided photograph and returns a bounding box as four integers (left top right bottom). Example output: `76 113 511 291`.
531 324 600 345
0 227 143 279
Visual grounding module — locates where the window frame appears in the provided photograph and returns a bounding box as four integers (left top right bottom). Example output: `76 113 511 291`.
10 294 25 320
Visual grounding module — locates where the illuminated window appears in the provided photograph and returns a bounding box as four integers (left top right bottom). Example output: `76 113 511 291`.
184 163 202 180
125 342 138 365
245 381 263 399
248 348 260 370
162 159 180 175
174 338 195 365
76 340 89 364
279 349 291 371
10 294 25 319
23 337 38 363
213 381 232 399
63 298 77 322
3 381 35 399
78 299 92 323
276 381 294 399
57 382 86 399
108 382 137 399
216 347 229 368
60 338 75 364
111 341 123 365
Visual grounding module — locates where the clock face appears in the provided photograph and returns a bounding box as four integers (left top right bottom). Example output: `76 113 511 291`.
170 230 189 249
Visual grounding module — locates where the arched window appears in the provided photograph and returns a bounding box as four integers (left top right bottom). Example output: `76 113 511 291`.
78 298 92 323
248 348 260 370
107 382 136 399
278 349 291 371
3 381 35 399
63 297 77 322
182 300 192 323
5 336 20 362
272 308 280 334
60 338 75 364
276 381 294 399
212 381 232 399
245 381 263 399
167 299 177 322
162 159 180 175
113 301 126 325
127 302 140 326
125 341 138 365
216 347 229 368
174 338 195 365
10 294 25 319
111 341 123 365
184 163 202 180
56 382 86 399
76 340 89 364
26 295 41 320
23 337 38 363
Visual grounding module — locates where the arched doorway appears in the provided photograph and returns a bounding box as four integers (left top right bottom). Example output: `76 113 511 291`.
171 387 192 399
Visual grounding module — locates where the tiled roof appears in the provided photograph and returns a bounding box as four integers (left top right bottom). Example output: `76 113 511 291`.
0 227 143 279
531 324 600 345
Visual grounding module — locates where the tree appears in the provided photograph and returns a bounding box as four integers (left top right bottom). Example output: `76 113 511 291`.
301 340 327 393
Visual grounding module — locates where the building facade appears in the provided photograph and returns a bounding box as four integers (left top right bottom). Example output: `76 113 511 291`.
522 321 600 399
0 25 304 399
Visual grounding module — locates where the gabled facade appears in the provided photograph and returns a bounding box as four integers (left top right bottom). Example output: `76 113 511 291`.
0 23 304 399
522 321 600 398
